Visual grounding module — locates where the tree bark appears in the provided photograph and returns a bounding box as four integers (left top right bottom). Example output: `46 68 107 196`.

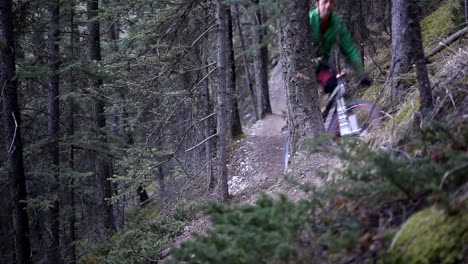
391 0 412 96
87 0 116 234
202 54 215 190
408 0 433 117
45 0 62 262
234 5 258 120
252 0 272 119
227 8 243 138
465 0 467 27
215 0 229 203
64 3 78 263
0 0 32 262
278 0 324 153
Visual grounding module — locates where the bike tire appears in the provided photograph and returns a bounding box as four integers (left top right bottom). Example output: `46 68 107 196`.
327 99 381 136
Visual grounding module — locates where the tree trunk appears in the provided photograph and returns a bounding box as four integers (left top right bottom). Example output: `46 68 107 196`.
0 0 32 262
278 0 325 153
87 0 116 235
391 0 412 96
234 5 258 120
64 4 77 263
227 8 243 138
215 0 229 203
408 0 433 117
104 0 120 53
45 0 62 262
157 166 165 206
465 0 467 27
252 0 272 119
358 0 366 59
203 57 215 190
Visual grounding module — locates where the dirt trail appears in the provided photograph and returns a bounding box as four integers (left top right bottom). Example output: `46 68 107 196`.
227 61 331 204
163 62 335 258
226 61 288 204
227 114 286 204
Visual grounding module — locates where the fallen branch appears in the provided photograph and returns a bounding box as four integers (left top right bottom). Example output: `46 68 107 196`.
426 27 468 60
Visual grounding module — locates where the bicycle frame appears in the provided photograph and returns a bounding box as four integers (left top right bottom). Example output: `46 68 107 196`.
323 74 360 135
282 74 379 172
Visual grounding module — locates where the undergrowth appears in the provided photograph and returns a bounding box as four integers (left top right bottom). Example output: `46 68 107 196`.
169 118 467 263
169 195 313 264
82 199 206 264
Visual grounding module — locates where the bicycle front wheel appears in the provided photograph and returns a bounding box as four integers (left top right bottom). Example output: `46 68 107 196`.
328 99 381 137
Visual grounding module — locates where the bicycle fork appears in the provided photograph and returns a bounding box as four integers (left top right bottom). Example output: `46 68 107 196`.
336 97 360 135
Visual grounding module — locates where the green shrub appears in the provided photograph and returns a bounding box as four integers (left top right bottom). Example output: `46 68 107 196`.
307 119 468 262
334 118 467 196
169 194 313 264
104 219 184 264
83 201 186 264
173 200 208 222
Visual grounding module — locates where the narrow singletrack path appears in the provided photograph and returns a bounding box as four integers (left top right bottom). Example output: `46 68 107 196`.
228 114 286 204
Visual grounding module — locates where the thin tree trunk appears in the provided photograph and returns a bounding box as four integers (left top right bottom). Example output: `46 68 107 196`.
215 0 229 203
104 0 127 228
87 0 116 235
234 5 258 120
157 166 165 205
46 0 62 262
387 0 392 34
278 0 324 152
358 0 366 59
465 0 467 27
203 57 215 190
391 0 412 96
227 8 243 137
0 0 32 262
64 4 77 263
408 0 433 117
252 0 272 118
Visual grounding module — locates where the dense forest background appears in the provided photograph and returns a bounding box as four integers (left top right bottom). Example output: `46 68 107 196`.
1 0 467 263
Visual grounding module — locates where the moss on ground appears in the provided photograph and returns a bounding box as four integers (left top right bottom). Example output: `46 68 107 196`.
382 99 419 132
394 100 419 125
421 0 459 50
361 84 383 102
388 207 468 264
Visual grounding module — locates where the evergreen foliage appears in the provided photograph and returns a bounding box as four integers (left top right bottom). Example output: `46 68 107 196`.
169 194 313 264
84 200 196 264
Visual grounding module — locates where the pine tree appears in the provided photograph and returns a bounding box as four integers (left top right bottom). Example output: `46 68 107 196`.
0 0 32 262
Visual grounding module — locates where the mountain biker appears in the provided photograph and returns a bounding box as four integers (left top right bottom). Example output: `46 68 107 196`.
310 0 371 94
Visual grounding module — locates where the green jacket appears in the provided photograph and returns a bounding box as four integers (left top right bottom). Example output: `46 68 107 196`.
309 8 364 76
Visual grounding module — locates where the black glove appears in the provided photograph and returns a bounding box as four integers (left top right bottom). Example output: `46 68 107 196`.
359 76 372 86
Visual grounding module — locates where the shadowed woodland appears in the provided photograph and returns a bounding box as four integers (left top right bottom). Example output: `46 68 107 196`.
0 0 467 263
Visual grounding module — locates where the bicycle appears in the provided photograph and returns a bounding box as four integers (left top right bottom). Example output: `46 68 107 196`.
283 72 380 172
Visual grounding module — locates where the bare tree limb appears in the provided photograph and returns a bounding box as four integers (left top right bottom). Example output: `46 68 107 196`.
426 27 468 60
145 66 217 146
8 112 18 155
185 132 217 153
